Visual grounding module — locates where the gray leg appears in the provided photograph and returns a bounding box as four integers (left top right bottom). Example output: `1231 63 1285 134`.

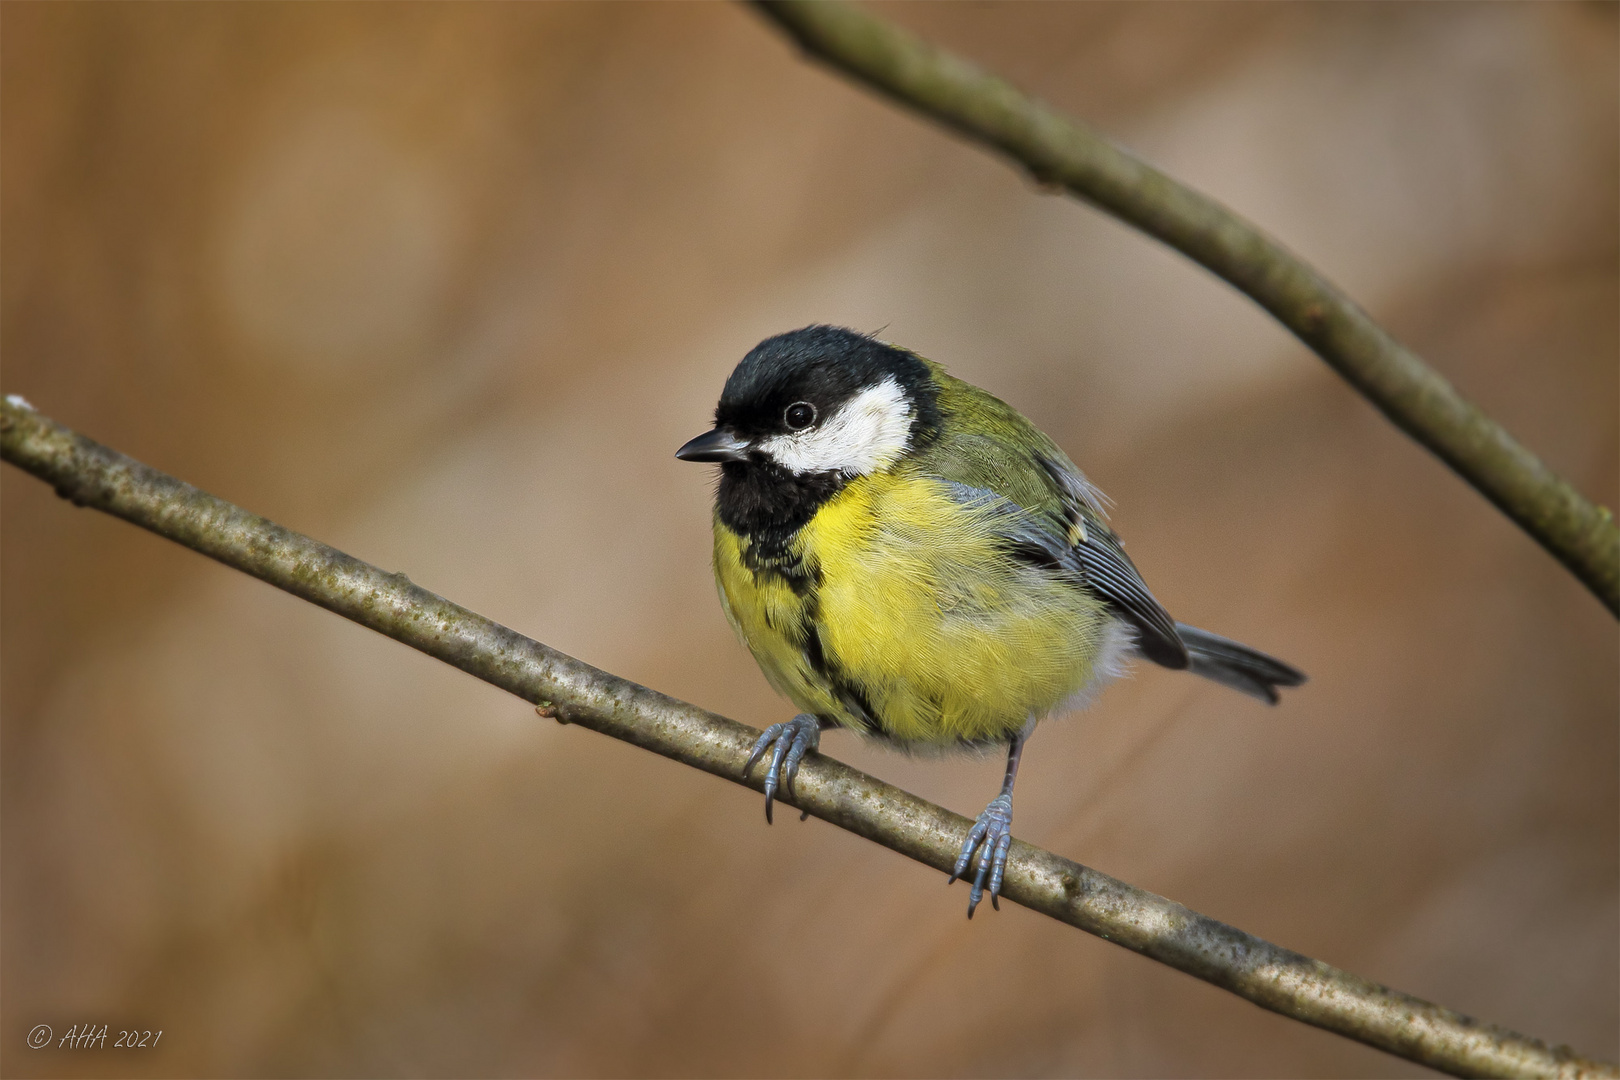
950 721 1033 918
743 713 821 824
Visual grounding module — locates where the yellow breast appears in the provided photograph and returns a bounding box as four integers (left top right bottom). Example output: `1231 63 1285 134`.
714 470 1110 745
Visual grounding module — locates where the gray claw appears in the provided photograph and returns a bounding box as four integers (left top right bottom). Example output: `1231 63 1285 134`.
743 714 820 824
950 793 1014 918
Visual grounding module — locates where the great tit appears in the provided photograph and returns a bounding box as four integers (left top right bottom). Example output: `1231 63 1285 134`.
676 326 1304 916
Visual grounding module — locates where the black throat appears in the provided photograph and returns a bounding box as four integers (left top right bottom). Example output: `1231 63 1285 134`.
716 458 845 578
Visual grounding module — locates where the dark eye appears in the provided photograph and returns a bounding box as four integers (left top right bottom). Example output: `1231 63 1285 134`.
784 402 816 430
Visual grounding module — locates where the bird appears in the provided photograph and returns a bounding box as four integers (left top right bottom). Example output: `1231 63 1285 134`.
675 326 1304 916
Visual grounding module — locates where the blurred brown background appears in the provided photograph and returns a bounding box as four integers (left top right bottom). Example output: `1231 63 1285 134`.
2 3 1615 1077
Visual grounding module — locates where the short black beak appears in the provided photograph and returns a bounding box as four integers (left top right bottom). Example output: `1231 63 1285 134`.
675 427 750 464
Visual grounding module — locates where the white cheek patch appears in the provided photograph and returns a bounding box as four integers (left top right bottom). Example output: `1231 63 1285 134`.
758 376 913 477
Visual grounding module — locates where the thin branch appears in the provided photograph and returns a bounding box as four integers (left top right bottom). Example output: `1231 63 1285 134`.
749 0 1620 617
4 398 1613 1078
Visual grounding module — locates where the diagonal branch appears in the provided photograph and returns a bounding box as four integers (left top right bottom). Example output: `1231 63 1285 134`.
749 0 1620 617
3 397 1612 1078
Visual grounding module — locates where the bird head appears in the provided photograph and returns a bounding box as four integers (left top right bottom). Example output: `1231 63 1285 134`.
676 326 939 481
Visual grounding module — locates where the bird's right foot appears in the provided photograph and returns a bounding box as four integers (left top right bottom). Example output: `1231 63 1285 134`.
743 713 820 824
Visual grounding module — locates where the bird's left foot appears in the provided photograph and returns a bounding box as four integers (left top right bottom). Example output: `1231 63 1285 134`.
743 713 820 824
949 793 1013 918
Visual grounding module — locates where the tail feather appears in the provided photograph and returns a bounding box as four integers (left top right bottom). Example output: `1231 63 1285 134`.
1171 622 1305 705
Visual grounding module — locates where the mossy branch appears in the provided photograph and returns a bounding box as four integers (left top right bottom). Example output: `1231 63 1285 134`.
4 397 1613 1077
750 0 1620 617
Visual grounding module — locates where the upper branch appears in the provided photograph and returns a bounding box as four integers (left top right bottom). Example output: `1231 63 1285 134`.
3 396 1611 1078
749 0 1619 617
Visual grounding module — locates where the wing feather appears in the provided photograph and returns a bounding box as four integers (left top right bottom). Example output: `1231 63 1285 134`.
1034 454 1188 669
936 457 1189 670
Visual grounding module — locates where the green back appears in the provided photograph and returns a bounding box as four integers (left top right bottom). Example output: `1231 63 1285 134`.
911 362 1088 533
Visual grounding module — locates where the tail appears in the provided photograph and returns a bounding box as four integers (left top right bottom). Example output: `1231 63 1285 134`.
1170 622 1305 705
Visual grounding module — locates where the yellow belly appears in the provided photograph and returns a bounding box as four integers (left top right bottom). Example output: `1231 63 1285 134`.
714 470 1110 745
